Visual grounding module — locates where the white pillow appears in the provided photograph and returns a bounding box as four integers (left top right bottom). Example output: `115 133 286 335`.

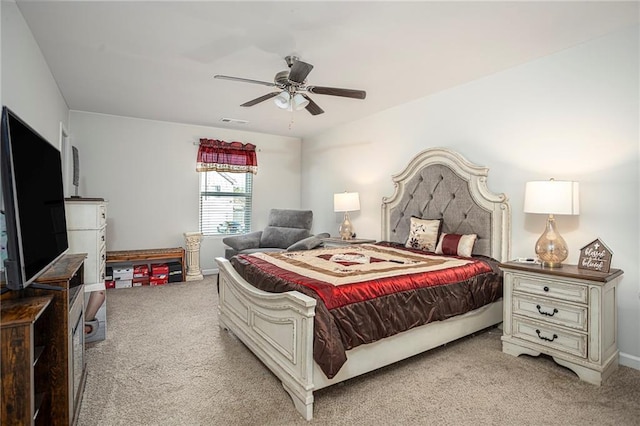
405 218 441 252
435 233 477 257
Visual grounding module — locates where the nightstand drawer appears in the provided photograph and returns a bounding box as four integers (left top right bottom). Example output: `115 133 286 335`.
512 294 588 332
512 317 587 359
501 262 623 385
513 275 588 304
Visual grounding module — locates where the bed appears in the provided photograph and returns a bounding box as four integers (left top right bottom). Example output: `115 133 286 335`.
215 147 511 420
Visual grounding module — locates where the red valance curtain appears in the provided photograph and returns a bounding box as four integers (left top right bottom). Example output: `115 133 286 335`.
196 138 258 174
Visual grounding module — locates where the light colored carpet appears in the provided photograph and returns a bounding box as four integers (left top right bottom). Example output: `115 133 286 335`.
78 276 640 425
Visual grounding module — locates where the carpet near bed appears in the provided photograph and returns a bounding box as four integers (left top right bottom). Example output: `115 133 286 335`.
78 276 640 425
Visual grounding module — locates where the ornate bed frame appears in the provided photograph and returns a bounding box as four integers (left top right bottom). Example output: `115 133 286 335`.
215 148 511 420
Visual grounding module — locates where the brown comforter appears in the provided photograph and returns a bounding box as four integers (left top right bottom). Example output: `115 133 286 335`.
230 242 502 379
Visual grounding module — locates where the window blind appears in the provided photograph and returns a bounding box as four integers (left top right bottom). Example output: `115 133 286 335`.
199 171 253 236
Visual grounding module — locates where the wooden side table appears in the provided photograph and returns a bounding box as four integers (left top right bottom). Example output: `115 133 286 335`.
106 247 186 280
321 237 376 247
500 261 623 385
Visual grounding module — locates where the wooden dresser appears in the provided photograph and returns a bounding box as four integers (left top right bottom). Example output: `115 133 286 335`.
500 261 623 385
1 253 87 425
1 295 53 425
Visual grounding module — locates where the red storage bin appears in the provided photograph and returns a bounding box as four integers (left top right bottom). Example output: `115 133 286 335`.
150 275 168 286
151 263 169 275
132 277 150 286
133 264 149 278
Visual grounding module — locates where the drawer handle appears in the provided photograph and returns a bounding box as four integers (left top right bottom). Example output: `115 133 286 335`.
102 235 105 241
536 305 558 317
543 286 549 292
536 329 558 342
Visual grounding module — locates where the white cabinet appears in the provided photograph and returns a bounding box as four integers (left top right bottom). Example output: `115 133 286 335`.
66 199 108 343
65 199 107 289
500 262 623 385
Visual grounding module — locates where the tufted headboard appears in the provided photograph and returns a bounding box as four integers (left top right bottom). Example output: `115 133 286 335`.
381 148 511 262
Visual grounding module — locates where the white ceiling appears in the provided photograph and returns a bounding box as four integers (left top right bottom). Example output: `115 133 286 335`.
16 1 639 139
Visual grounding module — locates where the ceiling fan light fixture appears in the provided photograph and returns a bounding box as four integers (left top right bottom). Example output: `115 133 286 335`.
274 91 290 109
292 93 309 111
216 56 365 117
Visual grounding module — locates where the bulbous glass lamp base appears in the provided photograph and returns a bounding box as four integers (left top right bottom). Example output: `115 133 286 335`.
339 212 354 240
535 215 568 268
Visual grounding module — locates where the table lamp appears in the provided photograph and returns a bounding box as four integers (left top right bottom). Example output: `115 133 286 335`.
334 192 360 240
524 179 579 268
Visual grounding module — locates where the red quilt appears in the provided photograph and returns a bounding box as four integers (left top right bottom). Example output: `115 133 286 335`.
231 242 502 378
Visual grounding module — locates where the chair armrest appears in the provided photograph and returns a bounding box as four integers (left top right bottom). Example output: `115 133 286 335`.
222 231 262 251
286 233 331 252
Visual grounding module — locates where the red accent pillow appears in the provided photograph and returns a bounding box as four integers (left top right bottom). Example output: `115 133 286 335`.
435 233 477 257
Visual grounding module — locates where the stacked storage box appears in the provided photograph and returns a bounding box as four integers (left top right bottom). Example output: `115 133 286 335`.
133 264 150 286
168 261 183 283
150 263 169 286
105 266 115 289
113 264 133 288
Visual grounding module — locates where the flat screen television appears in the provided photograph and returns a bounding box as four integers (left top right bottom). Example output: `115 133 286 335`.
1 106 69 290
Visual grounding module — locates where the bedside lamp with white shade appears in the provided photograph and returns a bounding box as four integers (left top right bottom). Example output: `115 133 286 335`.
524 179 579 268
334 192 360 240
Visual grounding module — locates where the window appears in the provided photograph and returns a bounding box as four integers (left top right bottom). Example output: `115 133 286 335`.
199 171 252 236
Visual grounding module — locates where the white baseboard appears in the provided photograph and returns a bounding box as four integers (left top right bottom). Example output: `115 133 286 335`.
619 351 640 371
202 268 219 276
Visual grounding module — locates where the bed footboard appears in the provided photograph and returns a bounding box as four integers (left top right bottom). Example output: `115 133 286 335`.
215 257 317 420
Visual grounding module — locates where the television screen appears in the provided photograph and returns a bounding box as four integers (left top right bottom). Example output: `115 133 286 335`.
1 107 68 290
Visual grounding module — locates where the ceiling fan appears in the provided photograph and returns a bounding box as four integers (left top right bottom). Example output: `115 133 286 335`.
214 56 366 116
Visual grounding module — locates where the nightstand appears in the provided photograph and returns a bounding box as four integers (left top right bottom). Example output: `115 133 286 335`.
500 262 623 385
321 237 376 247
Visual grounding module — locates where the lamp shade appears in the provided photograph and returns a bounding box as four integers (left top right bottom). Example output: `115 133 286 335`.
274 91 291 109
292 93 309 110
334 192 360 212
524 180 579 215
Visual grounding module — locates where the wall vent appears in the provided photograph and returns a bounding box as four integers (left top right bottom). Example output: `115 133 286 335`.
220 118 249 125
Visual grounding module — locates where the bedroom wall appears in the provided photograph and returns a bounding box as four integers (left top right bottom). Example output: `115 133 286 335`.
68 111 302 273
300 25 640 369
1 1 69 146
2 1 303 274
1 1 3 108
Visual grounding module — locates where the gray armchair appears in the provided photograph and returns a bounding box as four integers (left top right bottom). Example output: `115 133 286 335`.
222 209 329 259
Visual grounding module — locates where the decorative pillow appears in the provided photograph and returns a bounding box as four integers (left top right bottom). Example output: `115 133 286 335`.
222 231 262 251
405 217 441 252
435 233 477 257
286 233 329 252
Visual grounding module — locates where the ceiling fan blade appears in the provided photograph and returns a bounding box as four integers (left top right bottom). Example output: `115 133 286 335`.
288 60 314 84
306 86 366 99
214 75 277 88
301 94 324 116
240 92 280 107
